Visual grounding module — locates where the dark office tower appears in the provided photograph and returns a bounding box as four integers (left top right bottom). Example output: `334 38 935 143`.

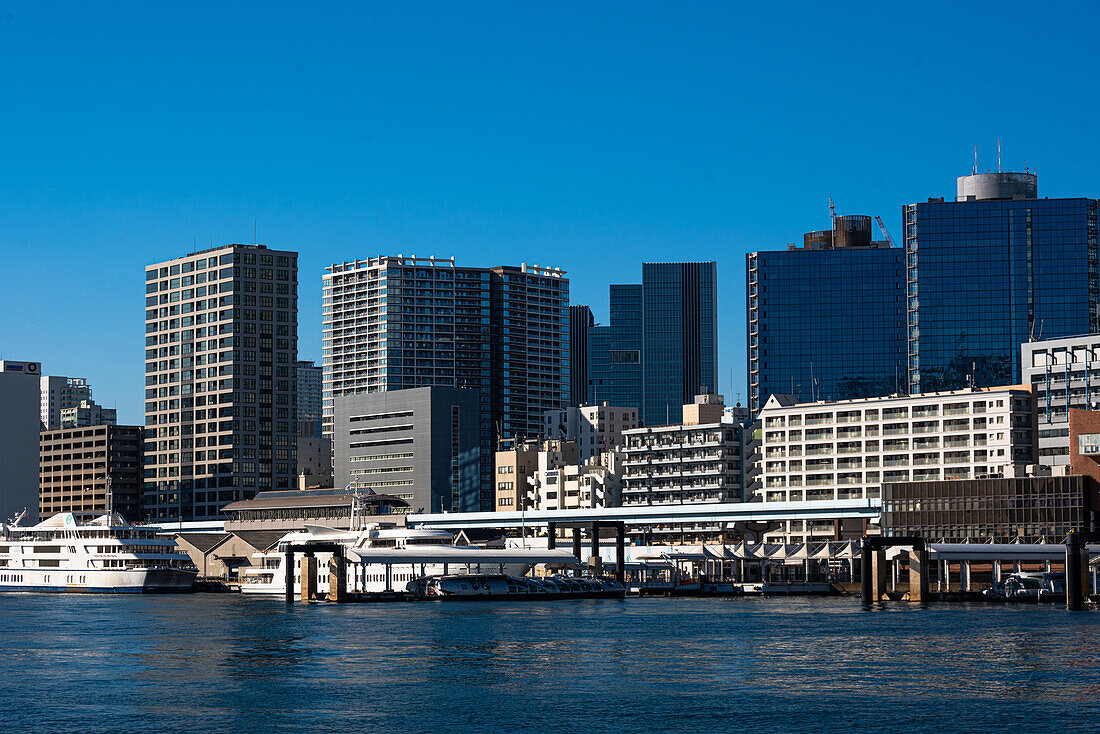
642 262 718 427
907 171 1100 393
295 360 323 426
144 244 299 521
589 263 717 426
567 305 593 407
589 285 643 412
323 256 568 511
747 216 906 415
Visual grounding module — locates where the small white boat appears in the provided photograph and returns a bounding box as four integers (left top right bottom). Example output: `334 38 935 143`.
0 511 197 593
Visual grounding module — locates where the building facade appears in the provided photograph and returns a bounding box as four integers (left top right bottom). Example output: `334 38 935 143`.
1022 335 1100 466
295 360 324 426
323 255 569 509
588 284 644 413
619 394 744 543
60 399 117 428
39 424 144 521
332 387 481 513
906 171 1100 394
568 305 593 408
882 475 1097 543
747 215 905 415
757 386 1036 544
589 262 718 426
542 403 638 462
0 360 42 521
40 375 92 430
143 244 299 521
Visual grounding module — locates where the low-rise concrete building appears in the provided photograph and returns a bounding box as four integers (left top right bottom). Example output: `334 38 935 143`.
1022 335 1100 466
531 451 623 512
756 386 1036 544
60 399 117 429
174 530 285 581
542 403 638 462
39 424 144 521
333 387 481 513
619 393 745 543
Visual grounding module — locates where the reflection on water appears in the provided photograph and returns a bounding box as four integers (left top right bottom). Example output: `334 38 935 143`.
2 595 1100 732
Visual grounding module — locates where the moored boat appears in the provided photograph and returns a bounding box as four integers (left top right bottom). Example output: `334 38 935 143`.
0 511 197 593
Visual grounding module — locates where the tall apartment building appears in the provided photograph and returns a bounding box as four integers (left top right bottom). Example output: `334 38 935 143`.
907 170 1100 394
589 262 718 426
0 360 42 521
542 403 638 462
1022 334 1100 466
143 244 298 521
747 215 905 415
40 375 92 430
756 386 1036 544
323 255 569 510
568 305 593 408
619 393 743 543
39 424 143 521
61 399 117 428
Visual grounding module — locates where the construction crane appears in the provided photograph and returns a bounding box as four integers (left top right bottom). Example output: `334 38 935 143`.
874 215 896 247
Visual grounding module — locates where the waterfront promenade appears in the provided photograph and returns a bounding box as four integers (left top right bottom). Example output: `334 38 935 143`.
3 594 1100 733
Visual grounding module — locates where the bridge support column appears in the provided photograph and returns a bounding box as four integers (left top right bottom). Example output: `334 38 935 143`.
285 548 295 604
572 527 583 577
871 549 888 602
547 522 557 549
615 524 625 582
328 550 346 603
590 523 602 575
908 548 928 603
1066 531 1088 611
301 555 317 602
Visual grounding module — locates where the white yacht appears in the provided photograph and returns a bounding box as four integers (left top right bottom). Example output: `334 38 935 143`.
241 521 578 596
0 511 197 593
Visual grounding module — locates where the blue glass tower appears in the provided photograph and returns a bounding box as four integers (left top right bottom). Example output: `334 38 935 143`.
642 262 718 426
906 172 1100 393
747 216 905 415
589 285 643 411
589 263 717 426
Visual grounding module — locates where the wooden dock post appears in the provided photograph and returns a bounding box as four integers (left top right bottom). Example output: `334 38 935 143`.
908 548 929 603
328 550 346 603
301 555 317 601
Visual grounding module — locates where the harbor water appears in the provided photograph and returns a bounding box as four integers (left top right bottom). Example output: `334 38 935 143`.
3 595 1100 733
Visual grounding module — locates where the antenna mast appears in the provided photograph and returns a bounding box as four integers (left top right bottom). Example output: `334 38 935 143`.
828 197 837 248
997 139 1002 173
973 145 978 174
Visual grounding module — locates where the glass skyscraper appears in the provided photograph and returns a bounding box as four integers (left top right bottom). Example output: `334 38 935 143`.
747 216 905 416
589 284 643 411
906 172 1099 393
588 262 717 426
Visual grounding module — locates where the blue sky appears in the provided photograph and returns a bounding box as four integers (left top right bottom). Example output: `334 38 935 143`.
2 1 1098 423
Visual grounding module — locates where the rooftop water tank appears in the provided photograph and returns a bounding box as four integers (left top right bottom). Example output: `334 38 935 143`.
956 172 1037 201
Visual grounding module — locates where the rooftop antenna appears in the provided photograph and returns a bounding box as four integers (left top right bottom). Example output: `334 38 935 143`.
973 145 978 174
997 139 1002 173
254 220 257 244
828 197 837 248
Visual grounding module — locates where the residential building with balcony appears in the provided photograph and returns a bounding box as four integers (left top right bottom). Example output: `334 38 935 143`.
619 393 743 543
756 385 1036 544
1022 334 1100 466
